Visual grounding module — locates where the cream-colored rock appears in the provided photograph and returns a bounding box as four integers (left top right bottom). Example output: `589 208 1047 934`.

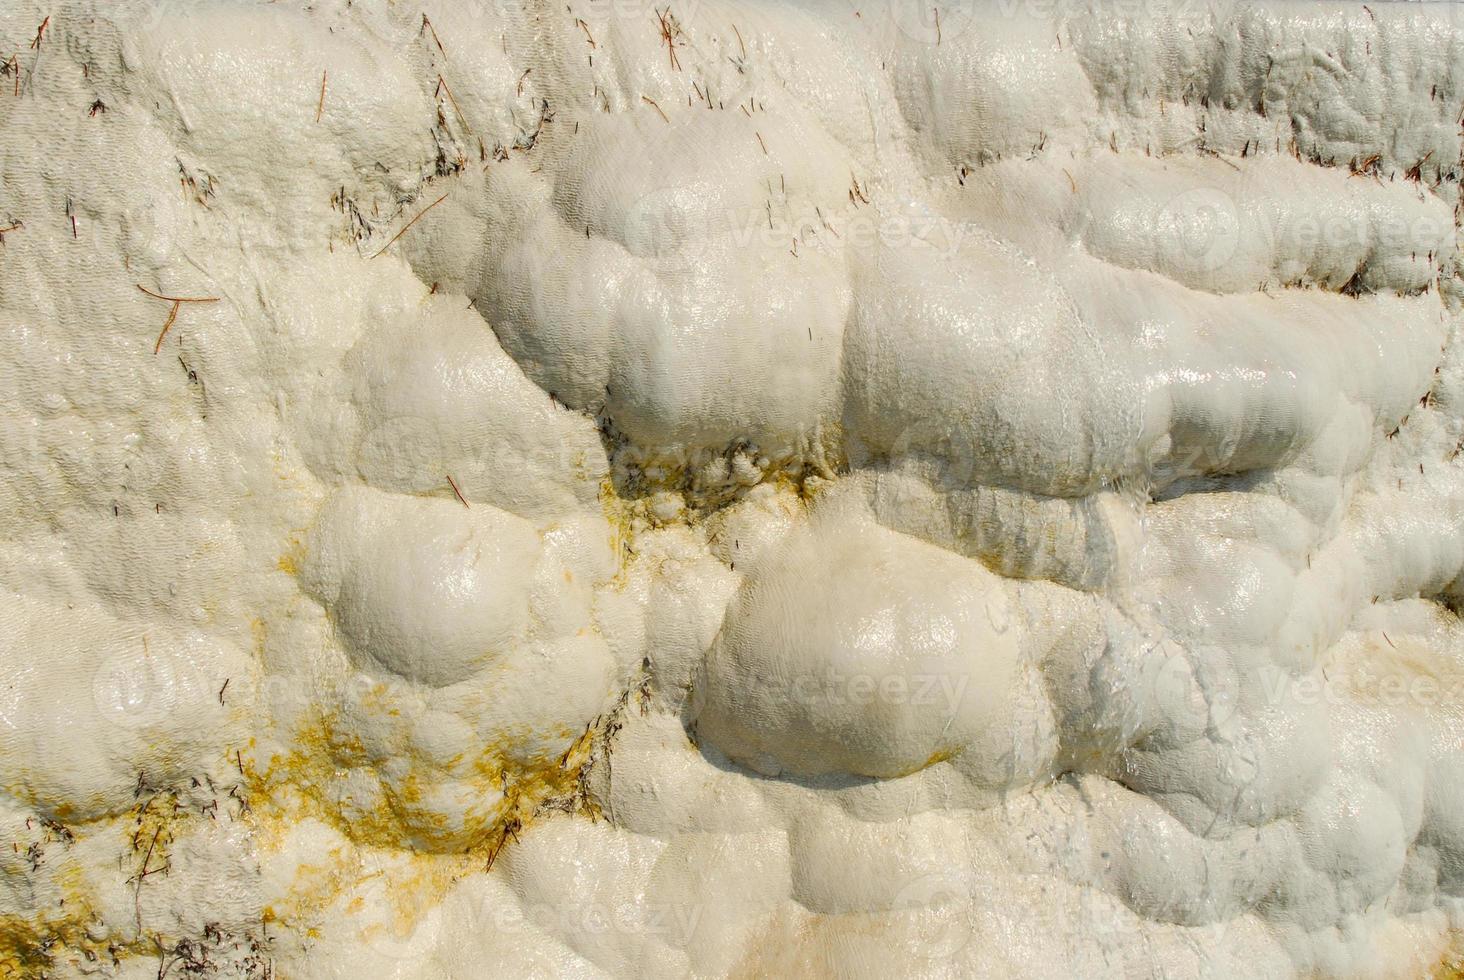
6 0 1464 977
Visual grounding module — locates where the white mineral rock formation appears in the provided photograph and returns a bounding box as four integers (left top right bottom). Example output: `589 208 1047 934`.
3 0 1464 977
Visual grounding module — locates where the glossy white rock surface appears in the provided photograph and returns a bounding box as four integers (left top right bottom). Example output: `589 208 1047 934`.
3 1 1464 977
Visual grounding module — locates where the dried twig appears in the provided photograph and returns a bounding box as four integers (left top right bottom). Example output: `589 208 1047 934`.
641 94 669 123
447 474 469 508
656 7 682 72
370 192 448 258
1350 153 1381 178
136 284 218 304
154 303 179 354
1405 150 1433 182
133 825 162 934
315 70 327 123
421 14 446 56
136 285 219 354
484 817 522 872
29 16 48 51
436 74 470 132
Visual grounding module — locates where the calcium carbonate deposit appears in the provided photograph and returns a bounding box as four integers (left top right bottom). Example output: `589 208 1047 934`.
5 0 1464 976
